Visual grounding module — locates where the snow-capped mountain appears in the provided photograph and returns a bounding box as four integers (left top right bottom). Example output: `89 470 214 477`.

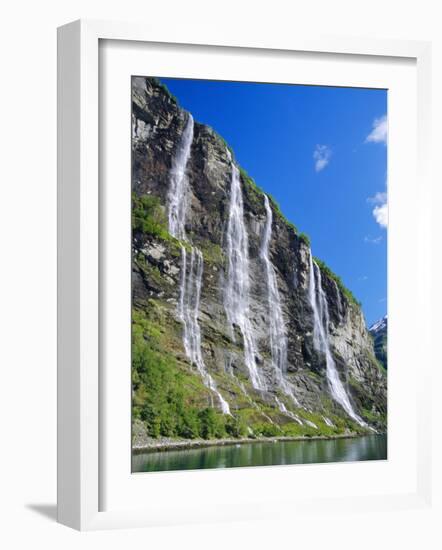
369 314 388 334
369 315 388 369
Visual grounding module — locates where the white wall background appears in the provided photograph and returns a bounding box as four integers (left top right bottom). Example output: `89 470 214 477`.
0 1 440 548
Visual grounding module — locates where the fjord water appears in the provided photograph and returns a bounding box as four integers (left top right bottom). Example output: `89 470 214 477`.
132 434 387 473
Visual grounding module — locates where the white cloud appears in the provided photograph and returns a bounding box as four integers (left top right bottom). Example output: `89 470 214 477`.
364 235 383 244
373 203 388 228
313 144 331 172
367 191 387 205
366 115 388 145
367 189 388 229
358 275 369 281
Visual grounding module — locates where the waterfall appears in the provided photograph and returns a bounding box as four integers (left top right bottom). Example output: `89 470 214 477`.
224 160 265 390
260 195 288 376
275 397 303 425
168 114 194 240
333 280 343 321
308 251 367 427
260 195 300 410
179 247 231 414
322 416 335 428
168 114 230 414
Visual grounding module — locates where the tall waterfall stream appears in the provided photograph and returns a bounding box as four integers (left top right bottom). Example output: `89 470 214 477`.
260 195 304 420
224 157 266 391
168 114 230 414
308 251 367 426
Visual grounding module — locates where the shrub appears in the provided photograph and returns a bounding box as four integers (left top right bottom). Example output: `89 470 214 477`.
133 309 201 439
225 415 248 438
254 422 281 437
132 193 171 240
198 408 227 439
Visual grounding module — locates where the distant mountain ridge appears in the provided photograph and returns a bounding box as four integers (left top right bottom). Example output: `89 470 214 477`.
369 315 388 370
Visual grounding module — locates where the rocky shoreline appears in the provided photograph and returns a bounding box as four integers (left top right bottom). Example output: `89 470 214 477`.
132 432 372 455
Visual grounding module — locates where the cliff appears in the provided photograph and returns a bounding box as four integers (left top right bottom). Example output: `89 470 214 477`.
369 315 388 370
131 76 387 442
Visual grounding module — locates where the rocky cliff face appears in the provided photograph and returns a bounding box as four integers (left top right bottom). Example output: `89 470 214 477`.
131 77 387 440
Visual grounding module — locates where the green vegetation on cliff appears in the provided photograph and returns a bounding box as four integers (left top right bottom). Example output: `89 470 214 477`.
314 257 361 308
132 193 186 258
133 308 231 439
239 166 300 236
238 164 359 310
142 78 363 316
132 303 364 441
132 194 170 240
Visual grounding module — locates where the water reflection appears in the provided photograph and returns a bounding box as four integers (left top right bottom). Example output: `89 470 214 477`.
132 434 387 473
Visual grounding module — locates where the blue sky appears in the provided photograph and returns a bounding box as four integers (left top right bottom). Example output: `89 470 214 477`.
160 77 387 326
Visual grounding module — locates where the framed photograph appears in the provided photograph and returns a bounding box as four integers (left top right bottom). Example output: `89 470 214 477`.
130 75 388 474
57 19 433 530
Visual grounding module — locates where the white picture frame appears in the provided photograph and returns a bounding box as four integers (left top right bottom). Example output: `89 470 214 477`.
57 19 433 531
